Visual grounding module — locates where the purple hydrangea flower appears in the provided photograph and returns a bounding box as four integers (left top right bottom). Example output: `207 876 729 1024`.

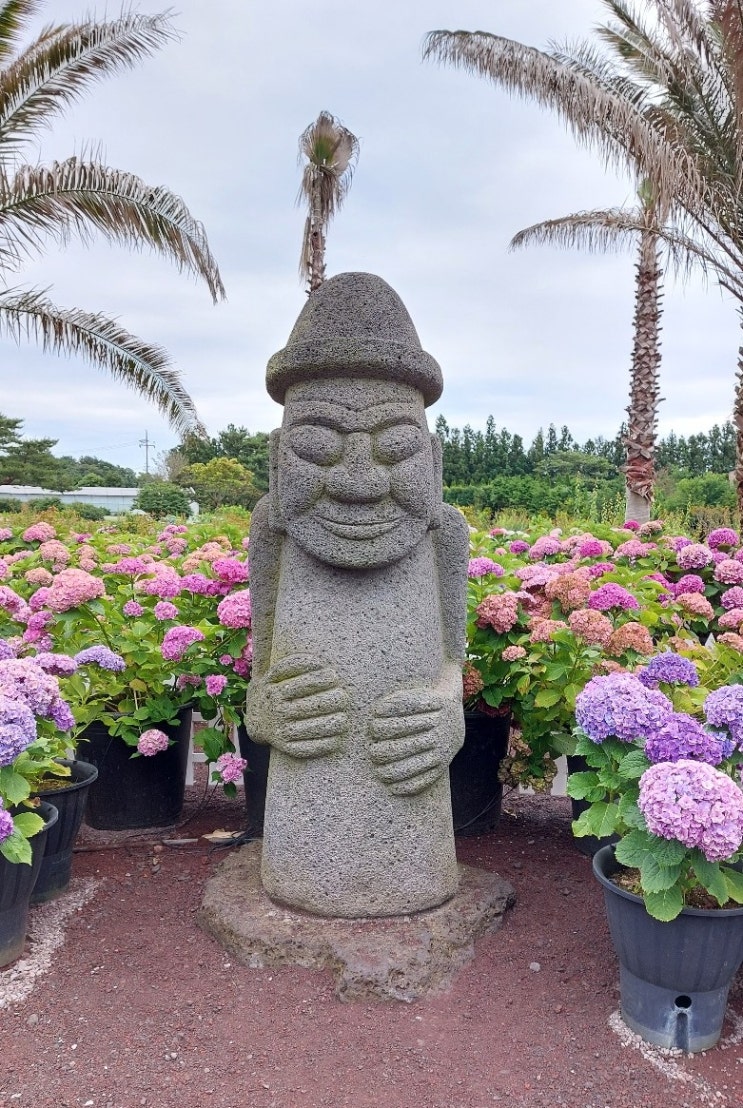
676 543 713 570
575 673 673 743
153 601 179 621
74 646 126 672
644 712 733 765
721 587 743 611
704 685 743 744
672 574 706 596
0 640 17 661
638 653 699 689
467 557 504 579
587 583 640 611
34 652 78 677
508 540 530 554
122 600 145 617
0 803 13 843
639 760 743 861
0 693 36 765
707 528 740 551
205 675 228 696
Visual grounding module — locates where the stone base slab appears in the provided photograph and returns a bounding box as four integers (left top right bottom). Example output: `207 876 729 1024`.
197 842 516 1001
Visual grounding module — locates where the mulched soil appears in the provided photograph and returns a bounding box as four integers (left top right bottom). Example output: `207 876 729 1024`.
2 773 742 1108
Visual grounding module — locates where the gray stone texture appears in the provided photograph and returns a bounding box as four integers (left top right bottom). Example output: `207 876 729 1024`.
244 272 469 918
197 842 516 1001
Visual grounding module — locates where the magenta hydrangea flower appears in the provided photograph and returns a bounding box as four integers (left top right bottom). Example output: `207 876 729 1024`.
216 589 252 629
528 536 562 560
622 520 640 532
577 538 608 558
704 685 743 744
105 556 153 576
205 674 228 696
0 528 12 542
0 585 31 621
644 712 733 765
122 600 144 617
467 557 504 579
161 626 205 661
153 601 179 621
0 803 13 843
212 558 250 585
215 752 247 784
575 673 673 743
721 587 743 611
180 573 221 596
672 574 706 596
74 646 126 672
638 760 743 861
137 729 170 756
587 583 640 611
614 539 655 560
508 540 530 554
587 562 616 579
638 652 699 689
0 693 37 765
707 528 740 551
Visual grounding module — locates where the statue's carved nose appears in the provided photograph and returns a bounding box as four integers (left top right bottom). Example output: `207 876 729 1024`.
325 432 390 502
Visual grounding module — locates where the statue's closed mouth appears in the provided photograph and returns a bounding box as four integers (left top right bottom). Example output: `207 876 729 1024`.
316 515 402 539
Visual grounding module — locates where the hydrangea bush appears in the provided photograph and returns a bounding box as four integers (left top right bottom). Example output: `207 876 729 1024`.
0 517 254 792
569 667 743 920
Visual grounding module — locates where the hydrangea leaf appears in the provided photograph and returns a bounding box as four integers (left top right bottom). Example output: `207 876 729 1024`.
11 812 45 839
691 857 729 905
534 688 562 709
572 801 619 839
550 732 577 756
639 856 683 892
617 792 645 829
644 886 685 921
0 767 31 805
565 771 600 800
0 828 32 865
617 749 650 780
614 829 656 868
722 866 743 904
646 837 688 867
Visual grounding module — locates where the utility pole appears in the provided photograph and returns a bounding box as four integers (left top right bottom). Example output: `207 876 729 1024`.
139 431 155 476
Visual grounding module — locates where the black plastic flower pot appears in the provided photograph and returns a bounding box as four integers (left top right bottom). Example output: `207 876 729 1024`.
593 844 743 1052
80 709 192 830
237 725 270 835
449 710 510 836
0 801 58 968
30 760 98 904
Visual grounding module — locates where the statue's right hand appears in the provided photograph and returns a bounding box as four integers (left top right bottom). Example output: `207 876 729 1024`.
245 653 350 759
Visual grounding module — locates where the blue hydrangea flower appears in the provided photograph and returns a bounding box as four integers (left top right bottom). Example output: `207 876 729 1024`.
645 712 734 765
575 672 673 743
74 646 126 672
0 693 37 766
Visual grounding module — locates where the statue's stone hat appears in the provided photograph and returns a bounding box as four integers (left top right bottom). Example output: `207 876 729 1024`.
266 271 443 406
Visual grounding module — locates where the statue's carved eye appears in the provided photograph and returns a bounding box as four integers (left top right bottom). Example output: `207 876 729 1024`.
374 425 423 464
288 425 344 465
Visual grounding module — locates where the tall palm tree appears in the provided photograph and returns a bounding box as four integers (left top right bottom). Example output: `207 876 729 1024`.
422 2 743 515
0 2 225 436
510 181 667 523
297 110 359 295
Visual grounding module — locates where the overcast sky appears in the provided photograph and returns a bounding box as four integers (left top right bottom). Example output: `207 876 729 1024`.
0 0 736 477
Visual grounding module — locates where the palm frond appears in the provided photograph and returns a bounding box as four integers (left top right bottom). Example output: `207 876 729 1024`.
0 285 206 437
0 1 42 63
0 11 177 161
0 156 225 301
296 111 359 289
422 30 707 212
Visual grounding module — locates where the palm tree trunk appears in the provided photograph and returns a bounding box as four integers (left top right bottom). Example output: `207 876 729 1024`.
623 228 663 524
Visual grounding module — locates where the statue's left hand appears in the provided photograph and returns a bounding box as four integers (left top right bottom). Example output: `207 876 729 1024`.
368 688 462 796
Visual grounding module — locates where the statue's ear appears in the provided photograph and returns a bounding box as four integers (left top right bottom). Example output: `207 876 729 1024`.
268 428 285 532
429 433 443 531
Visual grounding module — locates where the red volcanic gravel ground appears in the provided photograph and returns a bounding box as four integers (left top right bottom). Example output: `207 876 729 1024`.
2 775 742 1108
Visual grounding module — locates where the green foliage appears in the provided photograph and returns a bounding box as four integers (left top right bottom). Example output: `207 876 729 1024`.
178 457 261 510
133 481 191 518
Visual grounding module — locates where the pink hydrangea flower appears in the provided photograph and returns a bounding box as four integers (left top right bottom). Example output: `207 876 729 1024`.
639 759 743 861
24 567 53 586
45 568 105 612
22 522 56 542
161 626 205 661
212 558 250 585
467 557 504 579
205 675 228 696
527 536 562 560
501 645 527 662
153 601 179 621
676 593 715 620
707 528 739 550
676 543 713 570
123 600 145 617
0 528 12 542
215 752 247 784
567 609 613 646
672 574 705 596
475 592 520 634
137 729 170 756
714 559 743 585
217 589 252 629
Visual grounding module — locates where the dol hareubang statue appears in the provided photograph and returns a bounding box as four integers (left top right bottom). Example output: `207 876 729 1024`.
244 272 469 918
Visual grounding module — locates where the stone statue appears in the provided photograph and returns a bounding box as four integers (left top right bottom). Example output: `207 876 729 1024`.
244 272 469 918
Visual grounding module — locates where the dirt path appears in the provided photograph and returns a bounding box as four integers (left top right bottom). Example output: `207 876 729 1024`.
2 781 741 1108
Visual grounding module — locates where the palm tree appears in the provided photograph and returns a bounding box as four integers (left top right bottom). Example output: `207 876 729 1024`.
0 3 225 436
297 110 359 294
510 181 667 523
421 3 743 515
